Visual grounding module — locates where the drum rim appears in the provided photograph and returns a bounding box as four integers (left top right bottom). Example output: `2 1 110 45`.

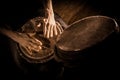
56 15 119 52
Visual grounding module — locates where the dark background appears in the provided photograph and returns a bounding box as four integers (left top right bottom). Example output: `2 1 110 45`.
0 0 120 80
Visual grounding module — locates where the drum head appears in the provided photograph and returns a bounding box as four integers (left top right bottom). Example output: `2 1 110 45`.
56 16 118 51
56 16 119 62
17 16 66 63
17 17 54 63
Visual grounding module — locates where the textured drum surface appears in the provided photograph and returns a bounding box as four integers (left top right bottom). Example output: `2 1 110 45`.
15 15 66 63
17 17 54 63
55 16 119 67
18 35 54 63
56 16 117 51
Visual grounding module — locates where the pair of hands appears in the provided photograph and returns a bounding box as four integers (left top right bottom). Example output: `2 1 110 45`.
26 0 64 53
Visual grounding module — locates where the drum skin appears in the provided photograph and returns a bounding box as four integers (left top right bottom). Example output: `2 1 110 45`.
55 16 119 68
9 14 67 77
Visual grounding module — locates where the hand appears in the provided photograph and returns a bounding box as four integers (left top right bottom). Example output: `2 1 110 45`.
0 28 43 55
43 13 64 38
22 33 43 55
43 0 64 38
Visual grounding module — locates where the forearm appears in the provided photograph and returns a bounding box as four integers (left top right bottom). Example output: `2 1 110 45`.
42 0 63 38
43 0 54 18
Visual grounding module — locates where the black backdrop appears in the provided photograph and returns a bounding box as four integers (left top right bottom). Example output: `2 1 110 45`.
0 0 120 80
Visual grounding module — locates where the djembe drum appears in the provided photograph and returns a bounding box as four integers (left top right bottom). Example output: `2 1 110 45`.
55 15 119 68
55 16 119 79
9 14 67 79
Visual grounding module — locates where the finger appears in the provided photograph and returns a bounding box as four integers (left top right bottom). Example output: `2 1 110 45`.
56 25 63 35
56 25 62 34
50 25 54 38
54 25 58 36
37 23 41 28
44 24 47 37
43 19 48 37
56 22 61 27
56 25 61 35
43 18 48 23
56 22 64 33
47 23 51 38
38 46 42 50
34 38 43 46
25 46 32 55
59 26 64 34
59 25 64 32
44 23 48 37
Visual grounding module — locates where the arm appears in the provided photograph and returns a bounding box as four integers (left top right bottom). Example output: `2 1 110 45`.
43 0 63 38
